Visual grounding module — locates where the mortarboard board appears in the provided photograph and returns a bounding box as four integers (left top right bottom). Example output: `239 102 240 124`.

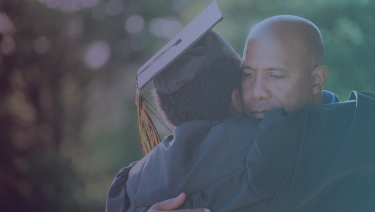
137 0 224 91
136 0 235 156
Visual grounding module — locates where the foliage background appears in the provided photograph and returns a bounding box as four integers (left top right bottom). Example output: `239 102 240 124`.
0 0 374 211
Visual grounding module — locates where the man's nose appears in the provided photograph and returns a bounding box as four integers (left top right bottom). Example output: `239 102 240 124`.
251 75 271 101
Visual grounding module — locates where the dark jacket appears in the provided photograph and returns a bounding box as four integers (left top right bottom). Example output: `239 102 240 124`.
106 91 375 212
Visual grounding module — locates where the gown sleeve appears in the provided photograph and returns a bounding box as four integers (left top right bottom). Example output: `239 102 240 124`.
106 161 138 212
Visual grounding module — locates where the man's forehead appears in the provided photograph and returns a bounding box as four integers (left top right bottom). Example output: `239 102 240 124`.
244 40 290 62
243 33 306 70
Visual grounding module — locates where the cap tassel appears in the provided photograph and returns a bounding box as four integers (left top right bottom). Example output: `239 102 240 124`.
136 82 160 156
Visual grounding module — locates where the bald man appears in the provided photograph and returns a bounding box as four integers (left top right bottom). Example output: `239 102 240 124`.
231 15 337 119
108 16 375 212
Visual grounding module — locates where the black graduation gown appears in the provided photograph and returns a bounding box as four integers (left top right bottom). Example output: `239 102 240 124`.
106 91 375 212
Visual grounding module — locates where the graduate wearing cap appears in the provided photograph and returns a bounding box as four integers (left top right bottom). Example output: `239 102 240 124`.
133 0 233 156
106 1 375 212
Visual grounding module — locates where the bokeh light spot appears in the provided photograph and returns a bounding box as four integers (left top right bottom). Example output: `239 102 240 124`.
84 41 111 69
0 12 14 35
149 18 166 38
33 36 51 54
8 91 37 123
125 15 145 34
149 17 181 39
1 35 16 55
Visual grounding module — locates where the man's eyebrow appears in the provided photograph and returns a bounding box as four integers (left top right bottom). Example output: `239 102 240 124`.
242 65 288 72
265 67 288 72
242 65 253 70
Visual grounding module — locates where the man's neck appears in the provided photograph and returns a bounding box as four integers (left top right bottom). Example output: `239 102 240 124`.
314 93 326 106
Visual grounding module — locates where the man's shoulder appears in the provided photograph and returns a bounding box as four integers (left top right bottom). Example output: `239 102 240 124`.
306 90 375 124
311 91 375 125
348 91 375 101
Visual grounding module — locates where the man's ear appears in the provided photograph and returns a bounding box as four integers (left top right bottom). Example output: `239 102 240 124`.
311 65 328 95
230 89 245 117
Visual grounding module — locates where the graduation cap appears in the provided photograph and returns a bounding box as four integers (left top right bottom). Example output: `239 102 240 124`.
136 0 236 156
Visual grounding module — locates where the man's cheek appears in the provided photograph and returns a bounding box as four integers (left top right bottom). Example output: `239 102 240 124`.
240 97 254 118
241 80 251 93
283 93 303 112
271 83 294 104
268 91 290 112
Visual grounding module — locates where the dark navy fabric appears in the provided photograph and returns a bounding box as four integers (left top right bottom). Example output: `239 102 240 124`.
106 161 138 212
106 91 375 212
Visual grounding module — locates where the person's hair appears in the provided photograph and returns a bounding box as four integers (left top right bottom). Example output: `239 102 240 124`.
152 54 242 127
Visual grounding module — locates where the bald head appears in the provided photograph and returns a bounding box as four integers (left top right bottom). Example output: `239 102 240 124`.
238 15 329 119
244 15 325 72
